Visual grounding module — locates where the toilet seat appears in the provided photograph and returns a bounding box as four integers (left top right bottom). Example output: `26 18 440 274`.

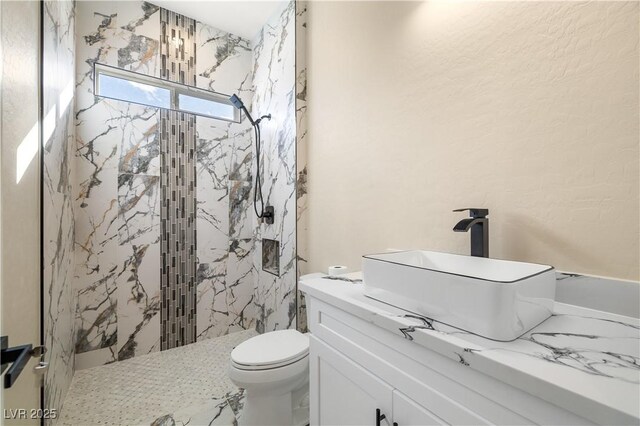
228 330 310 425
232 353 308 371
231 330 309 371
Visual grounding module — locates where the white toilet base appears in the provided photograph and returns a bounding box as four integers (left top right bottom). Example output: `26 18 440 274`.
229 330 310 426
240 391 292 426
238 383 309 426
292 384 310 426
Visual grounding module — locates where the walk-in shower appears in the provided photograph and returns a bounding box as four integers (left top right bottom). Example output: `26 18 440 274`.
36 0 308 422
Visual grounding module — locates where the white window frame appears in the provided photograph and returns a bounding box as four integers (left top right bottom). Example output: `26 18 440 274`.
93 63 241 123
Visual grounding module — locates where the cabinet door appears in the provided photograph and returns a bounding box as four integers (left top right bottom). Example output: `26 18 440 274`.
310 336 393 426
393 390 447 426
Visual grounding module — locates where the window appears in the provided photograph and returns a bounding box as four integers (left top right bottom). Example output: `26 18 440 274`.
97 73 171 109
94 63 240 123
178 93 236 121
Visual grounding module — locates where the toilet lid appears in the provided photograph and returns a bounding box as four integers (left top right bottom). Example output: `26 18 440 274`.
231 330 309 368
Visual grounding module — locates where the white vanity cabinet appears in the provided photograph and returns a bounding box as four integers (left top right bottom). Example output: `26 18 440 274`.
312 336 394 425
312 335 446 426
392 391 446 426
306 296 596 426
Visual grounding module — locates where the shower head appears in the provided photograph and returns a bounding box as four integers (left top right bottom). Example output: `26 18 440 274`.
229 94 244 109
229 94 255 126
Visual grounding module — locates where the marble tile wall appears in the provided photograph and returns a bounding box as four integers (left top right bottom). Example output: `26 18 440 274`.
43 0 76 417
251 1 298 333
74 1 257 368
75 1 162 368
194 16 256 340
295 1 309 332
555 272 640 318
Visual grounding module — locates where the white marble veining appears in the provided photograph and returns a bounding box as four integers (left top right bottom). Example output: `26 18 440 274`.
252 0 298 333
71 0 303 369
295 1 309 332
194 19 256 341
73 1 261 367
301 272 640 425
74 1 162 367
43 0 77 418
196 22 253 97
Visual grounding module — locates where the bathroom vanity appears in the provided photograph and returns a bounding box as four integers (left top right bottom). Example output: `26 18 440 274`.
300 273 640 426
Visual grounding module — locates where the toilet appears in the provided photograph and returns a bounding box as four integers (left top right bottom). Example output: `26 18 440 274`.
229 330 310 426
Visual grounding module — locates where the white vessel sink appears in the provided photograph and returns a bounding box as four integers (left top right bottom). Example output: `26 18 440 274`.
363 250 556 341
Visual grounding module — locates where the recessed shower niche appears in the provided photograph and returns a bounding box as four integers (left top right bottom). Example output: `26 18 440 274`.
262 239 280 276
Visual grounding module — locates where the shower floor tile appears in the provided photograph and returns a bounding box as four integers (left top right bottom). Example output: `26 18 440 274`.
58 329 257 426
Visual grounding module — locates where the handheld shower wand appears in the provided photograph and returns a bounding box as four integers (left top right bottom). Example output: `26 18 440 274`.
229 94 255 125
229 94 273 223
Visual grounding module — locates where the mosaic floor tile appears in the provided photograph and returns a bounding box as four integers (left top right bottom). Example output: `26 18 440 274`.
59 330 256 425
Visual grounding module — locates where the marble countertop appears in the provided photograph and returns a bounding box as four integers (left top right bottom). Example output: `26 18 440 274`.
300 273 640 425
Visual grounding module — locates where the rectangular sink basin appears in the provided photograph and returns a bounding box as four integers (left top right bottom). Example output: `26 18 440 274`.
363 250 556 341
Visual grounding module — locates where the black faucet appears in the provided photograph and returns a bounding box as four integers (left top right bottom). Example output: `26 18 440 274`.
453 208 489 258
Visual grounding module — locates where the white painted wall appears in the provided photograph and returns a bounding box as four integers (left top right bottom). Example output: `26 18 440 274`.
306 1 639 280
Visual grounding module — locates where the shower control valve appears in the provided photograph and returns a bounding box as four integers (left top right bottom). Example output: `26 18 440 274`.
263 206 275 225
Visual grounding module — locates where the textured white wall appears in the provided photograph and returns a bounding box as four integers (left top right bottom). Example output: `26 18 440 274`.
306 1 639 280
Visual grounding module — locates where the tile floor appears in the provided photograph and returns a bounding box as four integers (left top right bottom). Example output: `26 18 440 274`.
59 329 258 425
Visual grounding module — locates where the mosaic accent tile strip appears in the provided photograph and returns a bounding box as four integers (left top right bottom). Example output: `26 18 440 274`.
159 8 198 349
74 1 258 367
73 0 302 367
159 8 196 84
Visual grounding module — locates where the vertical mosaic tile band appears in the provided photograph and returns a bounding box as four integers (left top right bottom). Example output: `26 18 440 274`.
74 0 298 368
160 8 198 349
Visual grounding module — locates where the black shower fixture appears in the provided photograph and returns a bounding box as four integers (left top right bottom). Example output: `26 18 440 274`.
229 94 274 224
229 94 254 125
229 93 245 109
